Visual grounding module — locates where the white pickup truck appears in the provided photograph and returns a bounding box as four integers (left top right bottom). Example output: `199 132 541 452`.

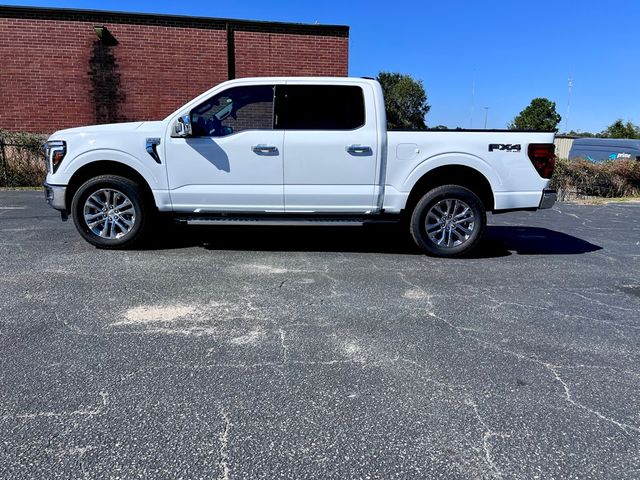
43 77 556 257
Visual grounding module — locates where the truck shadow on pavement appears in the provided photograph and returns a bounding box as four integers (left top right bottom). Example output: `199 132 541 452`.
477 226 602 257
149 224 602 257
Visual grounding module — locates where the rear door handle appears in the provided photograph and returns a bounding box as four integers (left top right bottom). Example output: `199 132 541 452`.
346 144 372 155
252 144 279 155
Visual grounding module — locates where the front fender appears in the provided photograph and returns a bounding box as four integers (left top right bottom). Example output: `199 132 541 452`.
401 153 502 193
55 149 166 190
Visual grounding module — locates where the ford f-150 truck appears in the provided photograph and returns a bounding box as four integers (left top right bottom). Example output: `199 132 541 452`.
43 77 556 257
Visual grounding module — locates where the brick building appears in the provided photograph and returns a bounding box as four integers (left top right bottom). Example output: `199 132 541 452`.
0 6 349 133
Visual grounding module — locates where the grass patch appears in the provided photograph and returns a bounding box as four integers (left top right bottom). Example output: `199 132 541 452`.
562 196 640 205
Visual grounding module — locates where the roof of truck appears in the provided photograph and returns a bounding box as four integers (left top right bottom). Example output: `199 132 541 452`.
572 138 640 148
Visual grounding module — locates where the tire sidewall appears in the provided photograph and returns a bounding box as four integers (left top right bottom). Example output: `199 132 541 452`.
410 185 486 257
71 176 147 248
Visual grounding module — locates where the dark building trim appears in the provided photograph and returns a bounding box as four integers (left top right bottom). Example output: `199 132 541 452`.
226 22 235 80
0 5 350 37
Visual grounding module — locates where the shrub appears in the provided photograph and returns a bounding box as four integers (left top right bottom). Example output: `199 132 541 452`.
551 157 640 199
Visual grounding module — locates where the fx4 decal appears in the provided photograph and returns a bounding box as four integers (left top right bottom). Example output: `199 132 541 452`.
488 144 521 152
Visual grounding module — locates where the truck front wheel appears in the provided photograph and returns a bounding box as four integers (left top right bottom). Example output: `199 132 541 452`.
70 175 152 249
409 185 486 257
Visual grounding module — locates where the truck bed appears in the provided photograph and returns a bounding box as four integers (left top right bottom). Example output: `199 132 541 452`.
383 130 555 212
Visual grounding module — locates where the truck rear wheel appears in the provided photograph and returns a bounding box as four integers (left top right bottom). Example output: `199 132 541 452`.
71 175 152 249
410 185 486 257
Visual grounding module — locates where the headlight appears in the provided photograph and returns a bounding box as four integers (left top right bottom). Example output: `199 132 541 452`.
44 140 66 174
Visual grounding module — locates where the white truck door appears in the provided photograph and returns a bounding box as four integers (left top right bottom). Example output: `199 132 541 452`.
280 83 379 213
165 84 284 212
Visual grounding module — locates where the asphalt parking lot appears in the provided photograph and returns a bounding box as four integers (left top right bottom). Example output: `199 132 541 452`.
1 190 639 479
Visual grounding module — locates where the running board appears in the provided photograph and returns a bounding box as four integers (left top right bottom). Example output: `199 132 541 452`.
185 217 366 227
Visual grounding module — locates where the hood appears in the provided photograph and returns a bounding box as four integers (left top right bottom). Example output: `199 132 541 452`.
50 121 164 138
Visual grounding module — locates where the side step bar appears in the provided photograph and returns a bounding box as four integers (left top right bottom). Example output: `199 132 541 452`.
186 217 365 227
178 215 401 227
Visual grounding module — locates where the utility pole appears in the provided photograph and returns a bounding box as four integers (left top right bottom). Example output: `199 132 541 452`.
470 78 475 128
565 77 573 133
483 107 489 129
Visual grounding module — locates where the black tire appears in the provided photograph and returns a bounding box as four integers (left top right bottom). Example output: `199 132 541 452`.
410 185 486 257
71 175 152 249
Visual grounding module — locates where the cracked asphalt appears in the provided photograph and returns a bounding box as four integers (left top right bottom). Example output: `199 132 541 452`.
1 190 639 479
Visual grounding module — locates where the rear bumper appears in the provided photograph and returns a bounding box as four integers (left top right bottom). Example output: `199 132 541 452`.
539 189 557 209
43 183 67 211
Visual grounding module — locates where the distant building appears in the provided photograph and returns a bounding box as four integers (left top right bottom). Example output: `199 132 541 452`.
0 6 349 133
554 135 578 160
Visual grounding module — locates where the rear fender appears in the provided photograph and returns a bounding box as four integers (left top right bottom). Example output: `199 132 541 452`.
402 153 501 194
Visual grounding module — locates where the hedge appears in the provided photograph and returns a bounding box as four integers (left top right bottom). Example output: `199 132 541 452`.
551 157 640 199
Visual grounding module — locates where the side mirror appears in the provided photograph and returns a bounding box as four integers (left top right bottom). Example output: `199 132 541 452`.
172 114 193 138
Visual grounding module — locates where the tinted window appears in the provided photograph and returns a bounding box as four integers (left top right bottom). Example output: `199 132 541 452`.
280 85 365 130
191 85 274 137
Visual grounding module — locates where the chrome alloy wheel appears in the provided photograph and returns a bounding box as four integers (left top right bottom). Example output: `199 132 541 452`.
83 188 136 239
425 198 476 248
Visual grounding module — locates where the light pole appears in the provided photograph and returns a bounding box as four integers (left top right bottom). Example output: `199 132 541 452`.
483 107 489 129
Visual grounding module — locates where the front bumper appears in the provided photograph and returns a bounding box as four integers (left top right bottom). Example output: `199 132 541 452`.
44 183 67 211
539 189 557 209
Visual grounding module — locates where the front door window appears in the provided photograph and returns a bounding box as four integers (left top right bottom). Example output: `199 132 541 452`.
191 85 275 137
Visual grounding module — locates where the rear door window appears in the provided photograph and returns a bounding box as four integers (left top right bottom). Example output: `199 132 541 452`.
278 85 365 130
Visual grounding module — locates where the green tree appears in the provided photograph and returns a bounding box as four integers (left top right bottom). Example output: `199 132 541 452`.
601 119 640 139
377 72 430 130
509 98 561 132
566 130 599 138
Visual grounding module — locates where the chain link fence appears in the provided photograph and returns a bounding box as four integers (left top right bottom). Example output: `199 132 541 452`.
0 131 48 188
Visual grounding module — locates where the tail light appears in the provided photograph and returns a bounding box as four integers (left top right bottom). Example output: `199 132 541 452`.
528 143 555 179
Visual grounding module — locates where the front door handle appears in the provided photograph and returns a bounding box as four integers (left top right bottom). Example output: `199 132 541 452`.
346 144 373 155
252 144 279 155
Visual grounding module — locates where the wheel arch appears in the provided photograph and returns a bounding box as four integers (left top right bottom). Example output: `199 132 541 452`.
404 164 495 215
65 161 156 211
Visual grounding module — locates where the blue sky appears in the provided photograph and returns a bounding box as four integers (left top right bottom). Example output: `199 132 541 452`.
3 0 639 132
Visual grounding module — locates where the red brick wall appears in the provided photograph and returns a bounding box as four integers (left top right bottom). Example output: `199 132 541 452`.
109 24 228 124
235 31 348 77
0 8 349 134
1 18 91 133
